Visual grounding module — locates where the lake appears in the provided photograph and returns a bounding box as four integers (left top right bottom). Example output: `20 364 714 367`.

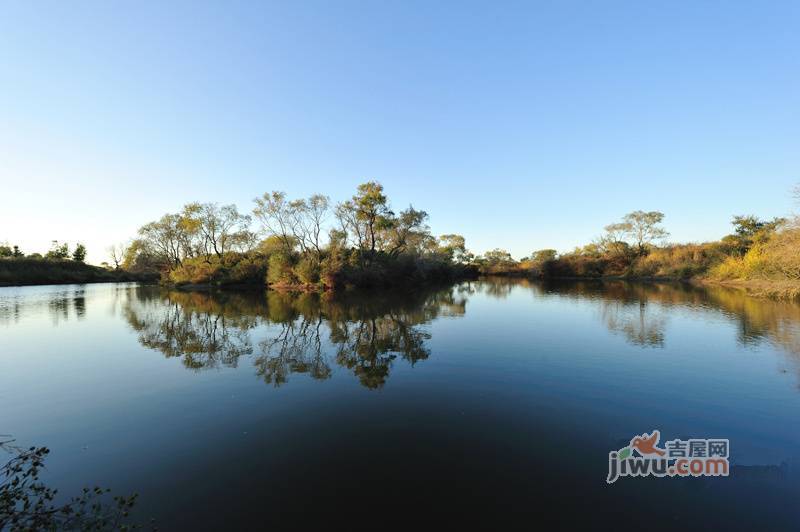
2 279 800 529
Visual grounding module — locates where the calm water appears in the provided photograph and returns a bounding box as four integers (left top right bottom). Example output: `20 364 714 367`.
2 279 800 529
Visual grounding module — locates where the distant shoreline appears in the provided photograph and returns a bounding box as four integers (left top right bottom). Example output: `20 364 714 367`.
478 271 800 300
0 258 157 287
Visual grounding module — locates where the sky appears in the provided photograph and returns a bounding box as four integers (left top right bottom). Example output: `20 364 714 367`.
1 1 798 264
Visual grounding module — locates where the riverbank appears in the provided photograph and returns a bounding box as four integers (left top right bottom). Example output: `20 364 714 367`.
481 269 800 301
699 278 800 300
160 250 479 292
168 266 479 293
0 258 158 287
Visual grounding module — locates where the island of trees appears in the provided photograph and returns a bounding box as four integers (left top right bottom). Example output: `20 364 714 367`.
2 182 798 298
111 181 475 290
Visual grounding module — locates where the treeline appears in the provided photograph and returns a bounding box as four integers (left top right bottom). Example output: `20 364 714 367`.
123 181 477 289
0 240 157 286
0 240 87 262
479 205 800 298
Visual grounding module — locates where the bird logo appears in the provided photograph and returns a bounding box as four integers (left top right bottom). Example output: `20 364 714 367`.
630 430 666 457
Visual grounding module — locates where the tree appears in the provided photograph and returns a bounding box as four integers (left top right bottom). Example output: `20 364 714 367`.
0 245 11 258
353 182 392 253
335 200 365 250
12 246 23 258
253 192 297 255
621 211 669 254
601 222 632 258
481 249 515 267
531 249 557 263
45 241 70 260
122 239 164 272
386 206 430 257
183 202 251 259
601 211 669 257
72 243 87 263
438 234 467 263
725 215 785 255
732 215 766 237
108 243 128 270
138 214 186 266
731 215 783 238
289 194 330 259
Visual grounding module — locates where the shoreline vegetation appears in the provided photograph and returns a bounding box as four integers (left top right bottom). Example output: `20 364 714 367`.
0 255 157 287
2 182 798 299
478 208 800 300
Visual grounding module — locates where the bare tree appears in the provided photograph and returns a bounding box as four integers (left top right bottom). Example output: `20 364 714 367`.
107 243 128 270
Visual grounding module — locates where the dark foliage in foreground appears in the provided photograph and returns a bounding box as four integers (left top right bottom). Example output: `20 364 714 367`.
0 440 141 530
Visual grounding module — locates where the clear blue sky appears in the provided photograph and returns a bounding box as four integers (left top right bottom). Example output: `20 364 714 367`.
1 1 798 263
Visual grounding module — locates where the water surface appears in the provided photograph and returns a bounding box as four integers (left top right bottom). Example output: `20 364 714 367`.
2 279 800 529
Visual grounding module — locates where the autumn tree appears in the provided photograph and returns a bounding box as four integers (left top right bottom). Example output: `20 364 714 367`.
531 249 557 263
123 239 164 272
353 181 392 253
601 222 632 258
138 214 186 266
253 192 297 255
183 202 252 259
289 194 330 259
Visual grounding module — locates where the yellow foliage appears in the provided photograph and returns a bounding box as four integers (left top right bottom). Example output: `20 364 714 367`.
708 223 800 281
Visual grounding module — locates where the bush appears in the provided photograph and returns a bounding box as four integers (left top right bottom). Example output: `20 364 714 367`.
710 223 800 281
632 243 729 279
762 224 800 279
267 253 296 286
294 257 321 285
168 254 266 286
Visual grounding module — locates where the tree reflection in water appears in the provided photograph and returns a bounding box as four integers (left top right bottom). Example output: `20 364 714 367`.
123 286 467 389
120 278 800 388
533 279 800 356
124 290 258 370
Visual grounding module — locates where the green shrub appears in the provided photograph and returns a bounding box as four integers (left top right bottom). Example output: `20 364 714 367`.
294 257 321 285
267 253 296 286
